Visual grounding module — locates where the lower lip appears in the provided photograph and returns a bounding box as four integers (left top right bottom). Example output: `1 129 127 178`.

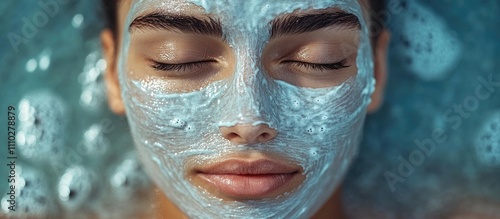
198 173 296 198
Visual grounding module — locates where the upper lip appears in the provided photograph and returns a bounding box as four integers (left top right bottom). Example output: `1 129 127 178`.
195 159 300 175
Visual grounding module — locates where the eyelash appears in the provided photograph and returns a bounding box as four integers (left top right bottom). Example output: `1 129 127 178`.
149 61 210 71
150 60 349 72
286 60 350 71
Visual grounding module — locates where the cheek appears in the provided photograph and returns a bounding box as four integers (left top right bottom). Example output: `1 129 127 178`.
275 79 365 136
123 77 232 158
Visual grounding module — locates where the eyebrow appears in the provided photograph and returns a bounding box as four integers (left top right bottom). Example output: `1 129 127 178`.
129 10 360 40
129 12 224 39
270 10 361 38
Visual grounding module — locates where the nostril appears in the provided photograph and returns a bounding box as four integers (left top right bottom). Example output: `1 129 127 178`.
260 133 271 140
226 132 239 140
219 124 277 144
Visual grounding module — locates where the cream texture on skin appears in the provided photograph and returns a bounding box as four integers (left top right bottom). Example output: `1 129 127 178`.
118 0 375 218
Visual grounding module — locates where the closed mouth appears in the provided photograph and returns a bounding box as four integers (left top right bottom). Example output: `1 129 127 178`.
192 158 303 199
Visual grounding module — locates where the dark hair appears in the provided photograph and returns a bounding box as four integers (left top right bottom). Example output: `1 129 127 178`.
367 0 387 44
101 0 386 39
369 0 386 26
102 0 118 33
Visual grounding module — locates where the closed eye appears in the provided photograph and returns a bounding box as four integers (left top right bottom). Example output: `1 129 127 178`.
283 59 350 71
149 60 216 72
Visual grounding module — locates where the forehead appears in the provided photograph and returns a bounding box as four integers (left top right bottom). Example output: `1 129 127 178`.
118 0 370 27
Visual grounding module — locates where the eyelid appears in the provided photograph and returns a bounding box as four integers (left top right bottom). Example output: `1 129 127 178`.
152 48 218 64
282 59 350 71
149 60 216 71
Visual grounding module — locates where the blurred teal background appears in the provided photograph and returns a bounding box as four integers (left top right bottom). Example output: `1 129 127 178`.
1 1 151 218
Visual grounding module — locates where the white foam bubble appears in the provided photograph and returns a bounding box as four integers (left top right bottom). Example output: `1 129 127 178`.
475 112 500 166
392 0 462 81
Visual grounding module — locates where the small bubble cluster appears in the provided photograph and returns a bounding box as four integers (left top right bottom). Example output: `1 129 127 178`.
169 118 187 129
475 112 500 166
110 153 150 199
291 98 302 110
80 124 110 156
305 125 328 136
16 92 67 163
57 166 98 210
391 0 462 81
1 166 54 217
78 51 107 112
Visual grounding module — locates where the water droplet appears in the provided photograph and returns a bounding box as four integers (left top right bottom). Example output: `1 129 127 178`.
72 14 84 28
26 59 37 72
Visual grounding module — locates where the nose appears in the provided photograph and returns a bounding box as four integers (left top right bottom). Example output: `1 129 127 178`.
219 124 278 144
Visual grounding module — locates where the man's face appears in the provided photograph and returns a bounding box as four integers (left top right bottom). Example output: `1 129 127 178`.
112 0 375 218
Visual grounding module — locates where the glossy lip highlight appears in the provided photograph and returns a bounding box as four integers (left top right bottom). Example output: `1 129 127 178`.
191 158 304 200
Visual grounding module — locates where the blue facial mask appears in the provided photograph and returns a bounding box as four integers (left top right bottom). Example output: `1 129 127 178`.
118 0 375 218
